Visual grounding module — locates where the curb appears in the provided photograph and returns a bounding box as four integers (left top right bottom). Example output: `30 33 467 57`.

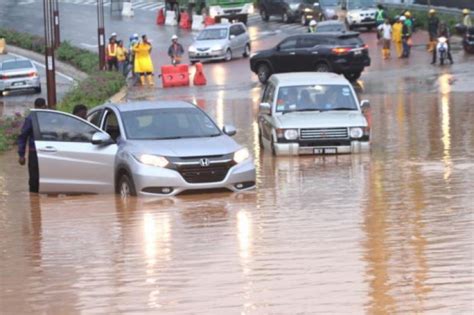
107 85 128 104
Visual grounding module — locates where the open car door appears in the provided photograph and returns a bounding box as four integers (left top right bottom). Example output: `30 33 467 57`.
31 109 117 194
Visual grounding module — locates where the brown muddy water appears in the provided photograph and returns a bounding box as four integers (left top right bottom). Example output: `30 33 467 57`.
1 80 473 314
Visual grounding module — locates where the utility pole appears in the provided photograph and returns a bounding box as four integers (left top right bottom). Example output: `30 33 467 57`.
43 0 57 109
97 0 106 70
53 0 60 49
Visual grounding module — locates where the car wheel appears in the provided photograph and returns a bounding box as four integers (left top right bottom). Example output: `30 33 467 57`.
261 8 269 22
344 71 362 81
282 11 289 23
315 62 330 72
271 137 277 156
118 174 137 198
257 63 271 84
34 86 41 94
225 49 232 61
301 15 307 25
258 129 264 148
243 44 251 57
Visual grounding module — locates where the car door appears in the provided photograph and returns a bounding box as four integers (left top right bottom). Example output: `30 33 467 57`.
235 24 247 55
259 82 276 142
31 110 117 194
229 25 240 52
274 37 301 72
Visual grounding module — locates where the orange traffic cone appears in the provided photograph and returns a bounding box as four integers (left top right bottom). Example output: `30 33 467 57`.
193 62 207 86
156 8 164 25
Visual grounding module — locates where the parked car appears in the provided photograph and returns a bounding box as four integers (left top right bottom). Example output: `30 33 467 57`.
315 20 347 32
30 101 256 197
250 32 370 83
0 58 41 96
341 0 377 30
188 23 251 63
257 72 370 156
259 0 320 24
318 0 341 21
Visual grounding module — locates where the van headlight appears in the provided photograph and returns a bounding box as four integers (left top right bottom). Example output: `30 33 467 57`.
233 148 250 164
137 154 169 168
350 127 363 139
284 129 298 140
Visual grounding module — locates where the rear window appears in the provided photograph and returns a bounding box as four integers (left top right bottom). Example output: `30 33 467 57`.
316 24 346 33
330 36 364 46
1 60 33 70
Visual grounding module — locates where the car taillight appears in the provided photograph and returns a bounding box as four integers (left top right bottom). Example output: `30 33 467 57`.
28 72 38 77
363 44 369 50
0 74 9 80
331 47 352 55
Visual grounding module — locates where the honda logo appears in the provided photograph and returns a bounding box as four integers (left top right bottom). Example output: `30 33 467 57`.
200 158 210 167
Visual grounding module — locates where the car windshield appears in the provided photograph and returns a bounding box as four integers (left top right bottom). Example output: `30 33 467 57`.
1 60 33 70
122 107 222 140
197 28 228 40
321 0 339 6
275 84 358 113
316 24 345 32
347 0 375 9
286 0 303 3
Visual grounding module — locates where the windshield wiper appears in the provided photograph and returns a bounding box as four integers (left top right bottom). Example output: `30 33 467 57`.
152 136 184 140
282 109 321 114
330 107 357 111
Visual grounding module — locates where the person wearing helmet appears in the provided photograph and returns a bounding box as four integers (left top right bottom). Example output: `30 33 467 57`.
168 35 184 65
308 19 317 33
133 34 154 86
427 9 439 52
401 15 412 58
462 9 472 27
128 33 140 84
432 21 453 65
392 16 404 58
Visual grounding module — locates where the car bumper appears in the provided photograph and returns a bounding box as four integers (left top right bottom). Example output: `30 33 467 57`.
273 141 370 156
189 51 226 62
131 158 256 196
0 77 40 91
347 19 376 27
332 57 370 72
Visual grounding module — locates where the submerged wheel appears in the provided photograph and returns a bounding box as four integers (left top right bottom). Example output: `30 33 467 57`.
225 49 232 61
243 44 251 57
118 174 137 198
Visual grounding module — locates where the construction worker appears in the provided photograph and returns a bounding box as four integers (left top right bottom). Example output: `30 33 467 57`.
392 16 404 58
375 4 386 40
133 34 154 86
401 16 412 58
378 18 392 59
308 20 317 33
106 35 118 71
116 40 128 76
168 35 184 65
404 11 413 32
427 9 439 52
432 21 453 65
462 9 472 27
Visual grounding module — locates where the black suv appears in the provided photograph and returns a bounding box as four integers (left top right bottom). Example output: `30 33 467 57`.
260 0 320 24
250 32 370 83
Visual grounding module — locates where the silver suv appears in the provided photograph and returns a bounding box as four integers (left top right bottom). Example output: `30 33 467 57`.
31 101 256 196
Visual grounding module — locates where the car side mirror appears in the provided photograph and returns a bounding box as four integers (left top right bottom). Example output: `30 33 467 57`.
260 102 272 115
223 125 237 136
91 132 113 145
360 100 370 110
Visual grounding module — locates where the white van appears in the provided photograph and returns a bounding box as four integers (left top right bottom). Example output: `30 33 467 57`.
341 0 377 30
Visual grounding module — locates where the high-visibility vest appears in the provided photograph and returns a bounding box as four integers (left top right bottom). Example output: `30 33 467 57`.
375 9 385 22
107 43 117 57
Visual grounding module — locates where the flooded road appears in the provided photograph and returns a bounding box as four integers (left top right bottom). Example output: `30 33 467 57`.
1 85 473 314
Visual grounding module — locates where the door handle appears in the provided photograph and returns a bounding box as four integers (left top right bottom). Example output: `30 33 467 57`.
312 51 319 54
289 52 296 55
39 146 57 153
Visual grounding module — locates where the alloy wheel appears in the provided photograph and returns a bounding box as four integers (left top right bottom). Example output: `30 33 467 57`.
120 181 131 198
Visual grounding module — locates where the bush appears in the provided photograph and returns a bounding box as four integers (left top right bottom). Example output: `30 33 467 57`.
0 113 25 152
386 8 460 32
57 71 125 113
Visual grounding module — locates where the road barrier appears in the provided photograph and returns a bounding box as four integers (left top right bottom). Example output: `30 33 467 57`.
165 10 177 26
0 38 6 54
204 16 215 26
193 62 206 86
121 2 134 17
156 8 165 25
161 64 190 87
179 11 191 29
192 15 204 30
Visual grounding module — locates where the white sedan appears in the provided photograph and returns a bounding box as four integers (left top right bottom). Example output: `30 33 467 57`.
257 72 371 156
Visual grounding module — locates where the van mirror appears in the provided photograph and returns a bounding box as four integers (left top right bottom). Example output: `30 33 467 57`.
360 100 370 109
260 102 272 115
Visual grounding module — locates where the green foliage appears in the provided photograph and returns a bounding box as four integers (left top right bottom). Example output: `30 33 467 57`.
386 8 460 31
57 71 125 113
0 113 24 152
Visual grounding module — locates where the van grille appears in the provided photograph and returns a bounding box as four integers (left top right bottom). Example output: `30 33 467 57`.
300 128 348 140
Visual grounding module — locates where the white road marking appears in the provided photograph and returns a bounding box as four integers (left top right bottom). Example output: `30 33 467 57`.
8 52 75 82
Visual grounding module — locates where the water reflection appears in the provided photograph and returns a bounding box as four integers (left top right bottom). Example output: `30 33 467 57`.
438 74 452 184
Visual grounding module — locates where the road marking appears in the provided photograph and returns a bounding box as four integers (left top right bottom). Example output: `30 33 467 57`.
8 52 75 82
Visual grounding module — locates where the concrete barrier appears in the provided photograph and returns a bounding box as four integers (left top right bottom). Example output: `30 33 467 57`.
121 2 134 17
0 38 6 54
165 10 177 26
192 14 204 30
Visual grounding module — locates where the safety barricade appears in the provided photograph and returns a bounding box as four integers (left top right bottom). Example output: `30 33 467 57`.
156 8 165 25
121 2 134 17
193 62 206 86
165 10 177 26
192 14 204 31
204 16 215 26
161 64 190 88
179 11 191 29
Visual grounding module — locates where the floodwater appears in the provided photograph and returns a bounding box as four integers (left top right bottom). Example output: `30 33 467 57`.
1 75 473 314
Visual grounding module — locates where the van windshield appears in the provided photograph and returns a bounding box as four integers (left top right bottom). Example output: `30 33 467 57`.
347 0 375 10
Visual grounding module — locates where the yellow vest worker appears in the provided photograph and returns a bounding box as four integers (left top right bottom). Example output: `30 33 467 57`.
392 19 403 58
133 35 154 85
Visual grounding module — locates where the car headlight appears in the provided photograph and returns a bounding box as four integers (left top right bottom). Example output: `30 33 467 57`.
304 8 312 13
350 127 363 139
189 45 197 52
137 154 169 168
233 148 250 164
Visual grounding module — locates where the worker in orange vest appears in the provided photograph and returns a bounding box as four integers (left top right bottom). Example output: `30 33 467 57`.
106 33 119 71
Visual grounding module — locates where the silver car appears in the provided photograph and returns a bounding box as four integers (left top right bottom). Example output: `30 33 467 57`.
31 101 256 197
188 23 251 63
258 72 370 155
0 58 41 96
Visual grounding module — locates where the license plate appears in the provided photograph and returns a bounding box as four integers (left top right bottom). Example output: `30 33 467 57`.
13 81 26 86
354 50 362 55
197 53 208 56
314 148 337 155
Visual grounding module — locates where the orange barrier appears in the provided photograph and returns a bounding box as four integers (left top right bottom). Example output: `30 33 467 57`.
179 11 191 29
156 8 164 25
193 62 206 86
161 64 190 88
204 16 215 26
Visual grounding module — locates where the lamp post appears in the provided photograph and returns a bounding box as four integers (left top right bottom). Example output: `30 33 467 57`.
53 0 60 49
97 0 106 70
43 0 57 109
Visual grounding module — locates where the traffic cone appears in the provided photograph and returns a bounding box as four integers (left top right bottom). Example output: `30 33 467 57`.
156 8 165 25
193 62 207 86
